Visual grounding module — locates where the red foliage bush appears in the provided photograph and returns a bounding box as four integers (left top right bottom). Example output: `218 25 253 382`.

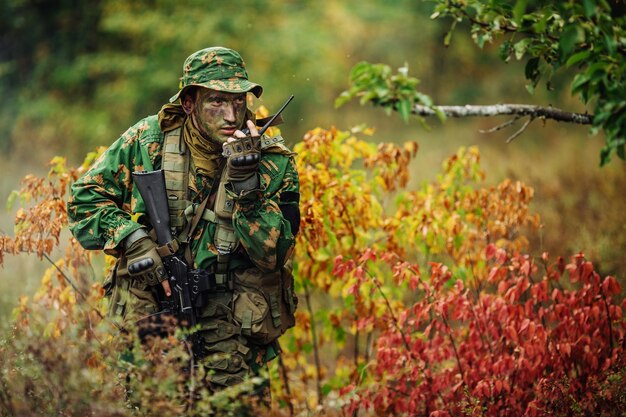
341 248 625 416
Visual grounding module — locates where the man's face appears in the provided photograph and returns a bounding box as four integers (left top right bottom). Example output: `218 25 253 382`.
192 89 247 143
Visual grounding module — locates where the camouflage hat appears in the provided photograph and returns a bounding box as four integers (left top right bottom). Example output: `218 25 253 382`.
169 46 263 102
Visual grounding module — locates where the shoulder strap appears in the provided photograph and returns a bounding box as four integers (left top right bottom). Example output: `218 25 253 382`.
162 127 191 231
260 134 294 155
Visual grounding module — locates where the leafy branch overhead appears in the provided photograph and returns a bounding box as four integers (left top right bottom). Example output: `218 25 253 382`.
338 0 626 166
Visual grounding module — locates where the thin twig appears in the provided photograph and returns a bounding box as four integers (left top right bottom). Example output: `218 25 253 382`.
600 288 615 349
303 282 323 404
354 328 360 371
363 266 452 414
506 116 534 143
278 355 295 417
365 269 415 360
42 253 126 335
43 253 88 301
440 314 466 386
479 116 521 133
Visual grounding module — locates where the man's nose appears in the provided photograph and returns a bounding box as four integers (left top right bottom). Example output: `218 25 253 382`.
223 103 237 123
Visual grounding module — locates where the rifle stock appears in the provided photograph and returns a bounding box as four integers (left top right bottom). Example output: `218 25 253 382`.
132 170 174 245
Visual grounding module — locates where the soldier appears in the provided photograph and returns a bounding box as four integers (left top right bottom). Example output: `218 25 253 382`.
67 47 299 392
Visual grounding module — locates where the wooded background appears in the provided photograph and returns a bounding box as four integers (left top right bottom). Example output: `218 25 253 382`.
0 1 625 415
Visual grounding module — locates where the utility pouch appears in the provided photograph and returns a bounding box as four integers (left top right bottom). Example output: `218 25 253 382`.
214 170 235 221
213 173 238 252
231 262 297 345
212 173 239 287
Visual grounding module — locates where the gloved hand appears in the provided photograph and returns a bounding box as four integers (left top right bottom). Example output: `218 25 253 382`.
222 120 261 193
125 235 168 287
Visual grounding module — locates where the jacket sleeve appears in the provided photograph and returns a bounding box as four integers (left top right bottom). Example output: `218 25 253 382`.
231 153 300 272
67 120 159 253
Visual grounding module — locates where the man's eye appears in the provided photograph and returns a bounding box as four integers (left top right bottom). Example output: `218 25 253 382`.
235 97 246 104
211 99 223 106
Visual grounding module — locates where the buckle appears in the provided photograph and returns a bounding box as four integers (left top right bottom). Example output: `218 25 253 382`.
156 239 180 257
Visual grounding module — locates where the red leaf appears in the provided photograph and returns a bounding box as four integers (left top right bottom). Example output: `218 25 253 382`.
506 325 518 344
603 276 621 296
359 248 377 263
496 248 508 264
332 255 345 277
495 379 503 395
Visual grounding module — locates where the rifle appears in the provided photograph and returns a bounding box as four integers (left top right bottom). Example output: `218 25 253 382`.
132 169 214 334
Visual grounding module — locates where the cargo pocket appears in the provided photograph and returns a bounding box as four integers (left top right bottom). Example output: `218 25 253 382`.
202 338 251 388
232 290 270 339
280 263 297 330
232 267 294 345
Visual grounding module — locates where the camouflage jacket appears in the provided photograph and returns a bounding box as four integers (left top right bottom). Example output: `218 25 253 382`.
67 115 299 273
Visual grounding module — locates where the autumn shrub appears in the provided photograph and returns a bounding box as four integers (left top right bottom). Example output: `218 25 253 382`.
0 268 267 417
1 125 624 416
0 154 265 417
280 126 625 416
333 250 625 416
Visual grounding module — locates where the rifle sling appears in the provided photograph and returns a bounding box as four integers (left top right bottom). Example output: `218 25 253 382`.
183 159 226 265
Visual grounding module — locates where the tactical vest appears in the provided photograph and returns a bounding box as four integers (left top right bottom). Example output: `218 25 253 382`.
161 127 297 344
162 127 236 286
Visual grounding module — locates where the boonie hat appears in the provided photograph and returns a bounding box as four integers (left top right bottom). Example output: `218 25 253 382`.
169 46 263 102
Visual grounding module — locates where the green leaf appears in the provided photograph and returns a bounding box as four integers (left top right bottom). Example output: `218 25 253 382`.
514 39 531 60
334 91 352 108
499 40 512 62
566 50 591 68
600 146 612 166
571 73 590 96
444 20 457 47
334 325 346 344
582 0 596 17
475 31 492 48
604 34 617 55
415 92 433 107
397 99 412 123
513 0 528 25
453 234 463 250
433 106 447 123
524 57 540 83
559 25 581 58
6 190 19 211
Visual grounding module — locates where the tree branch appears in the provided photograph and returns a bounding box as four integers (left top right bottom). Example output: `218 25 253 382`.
414 104 593 125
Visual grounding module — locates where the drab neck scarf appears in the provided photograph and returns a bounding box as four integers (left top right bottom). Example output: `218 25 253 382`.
158 103 222 178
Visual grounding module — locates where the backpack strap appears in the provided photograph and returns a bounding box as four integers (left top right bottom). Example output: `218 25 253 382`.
162 127 191 232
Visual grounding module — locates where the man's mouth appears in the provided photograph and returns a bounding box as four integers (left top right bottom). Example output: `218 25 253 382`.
220 127 237 136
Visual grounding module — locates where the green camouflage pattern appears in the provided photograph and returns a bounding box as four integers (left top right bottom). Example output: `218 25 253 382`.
67 114 298 379
169 47 263 103
67 114 298 273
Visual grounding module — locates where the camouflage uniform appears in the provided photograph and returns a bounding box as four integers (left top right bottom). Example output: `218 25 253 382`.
67 47 299 388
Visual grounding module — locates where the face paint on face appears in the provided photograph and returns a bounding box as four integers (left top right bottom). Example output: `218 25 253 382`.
192 89 247 143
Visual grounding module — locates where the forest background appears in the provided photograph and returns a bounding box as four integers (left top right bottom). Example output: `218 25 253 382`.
0 0 625 415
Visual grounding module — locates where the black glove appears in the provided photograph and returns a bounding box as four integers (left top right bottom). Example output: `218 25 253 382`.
222 132 261 193
125 236 167 286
